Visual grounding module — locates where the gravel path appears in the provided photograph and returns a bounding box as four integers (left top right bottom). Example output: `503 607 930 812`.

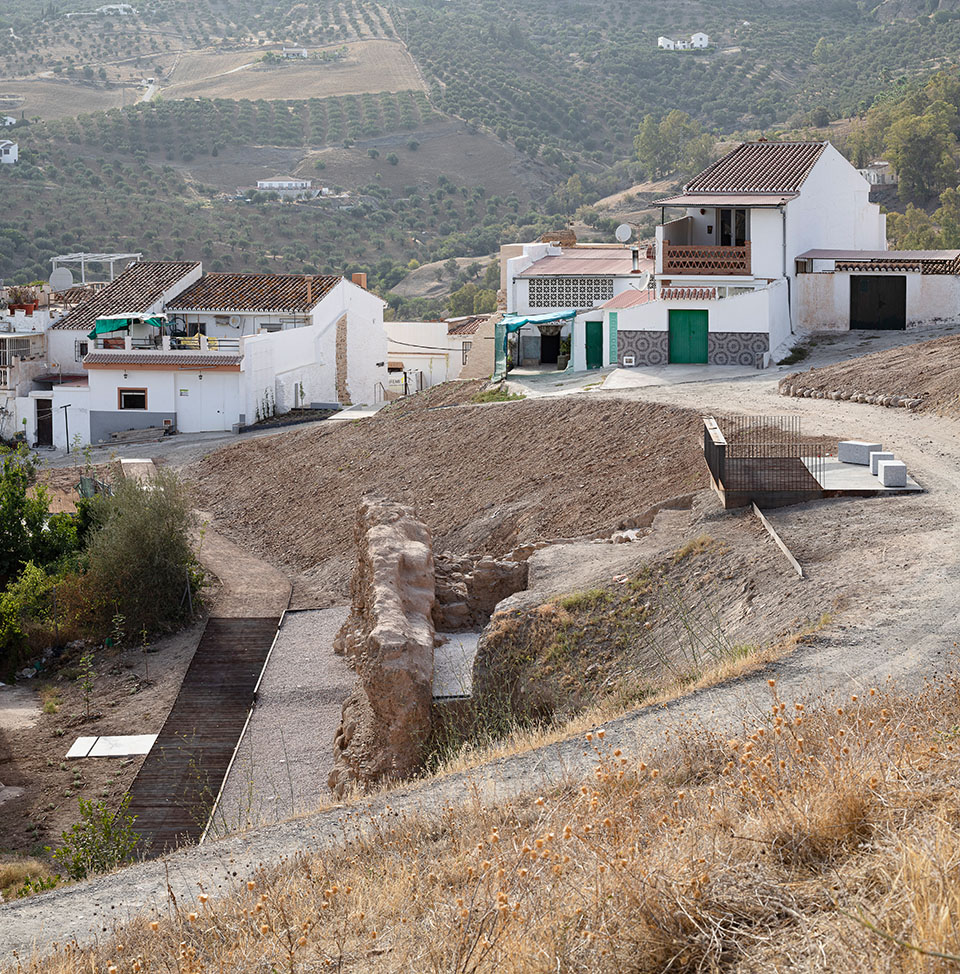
211 608 351 835
4 359 960 961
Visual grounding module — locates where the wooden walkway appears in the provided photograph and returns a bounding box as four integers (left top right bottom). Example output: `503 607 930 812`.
124 616 281 856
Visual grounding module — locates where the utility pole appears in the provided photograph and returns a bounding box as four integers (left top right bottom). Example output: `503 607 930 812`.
60 403 71 453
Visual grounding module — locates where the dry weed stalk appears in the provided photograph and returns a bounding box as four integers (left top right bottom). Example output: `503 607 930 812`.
12 675 960 973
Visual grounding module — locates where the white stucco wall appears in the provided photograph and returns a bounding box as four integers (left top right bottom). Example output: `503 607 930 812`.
795 272 960 333
615 280 789 351
340 281 389 405
17 385 90 450
386 321 451 388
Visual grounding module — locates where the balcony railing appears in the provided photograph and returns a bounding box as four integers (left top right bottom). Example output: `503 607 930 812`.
662 241 751 276
93 336 242 353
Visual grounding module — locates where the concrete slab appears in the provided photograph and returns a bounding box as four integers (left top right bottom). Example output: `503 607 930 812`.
66 736 98 759
325 403 389 422
119 458 158 483
88 734 157 757
804 458 921 493
433 632 481 699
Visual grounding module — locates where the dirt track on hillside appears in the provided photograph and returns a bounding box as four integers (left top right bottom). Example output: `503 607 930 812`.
194 386 709 605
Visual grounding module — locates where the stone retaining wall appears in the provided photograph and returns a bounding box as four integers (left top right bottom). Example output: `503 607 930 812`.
778 374 925 410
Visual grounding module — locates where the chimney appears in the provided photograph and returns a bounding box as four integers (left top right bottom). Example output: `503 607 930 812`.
631 247 640 273
352 272 368 289
306 275 313 306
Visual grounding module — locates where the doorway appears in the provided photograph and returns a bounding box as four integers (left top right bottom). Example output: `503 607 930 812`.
585 321 603 369
36 399 53 447
540 332 560 364
850 275 906 330
668 310 709 364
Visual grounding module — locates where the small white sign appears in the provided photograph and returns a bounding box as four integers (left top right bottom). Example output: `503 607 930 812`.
179 388 189 396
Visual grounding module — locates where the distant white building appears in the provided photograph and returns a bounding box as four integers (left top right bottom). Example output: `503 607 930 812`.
282 46 309 58
1 116 16 127
0 141 18 165
659 32 709 51
257 177 311 191
857 161 898 186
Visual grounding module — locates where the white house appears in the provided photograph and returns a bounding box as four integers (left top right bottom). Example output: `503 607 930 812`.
691 32 710 48
257 177 312 191
0 141 19 165
282 46 309 58
657 36 675 50
857 161 898 186
1 116 16 127
385 314 495 393
615 140 892 367
501 241 653 372
24 262 388 448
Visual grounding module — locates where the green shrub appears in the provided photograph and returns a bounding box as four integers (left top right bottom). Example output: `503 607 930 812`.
83 470 203 638
51 795 140 880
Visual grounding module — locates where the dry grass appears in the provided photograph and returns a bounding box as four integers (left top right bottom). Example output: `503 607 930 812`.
0 857 55 902
0 80 139 120
163 40 425 101
14 672 960 972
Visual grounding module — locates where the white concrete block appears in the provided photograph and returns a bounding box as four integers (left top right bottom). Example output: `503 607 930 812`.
870 451 895 475
877 460 907 487
838 440 882 465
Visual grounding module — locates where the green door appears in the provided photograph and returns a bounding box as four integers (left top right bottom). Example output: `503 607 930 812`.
668 310 708 364
585 320 603 369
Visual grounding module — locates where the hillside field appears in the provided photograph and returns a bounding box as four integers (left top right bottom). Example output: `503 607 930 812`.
162 40 425 101
0 80 141 120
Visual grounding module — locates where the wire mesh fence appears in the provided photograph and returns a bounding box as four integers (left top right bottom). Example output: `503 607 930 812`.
704 415 828 493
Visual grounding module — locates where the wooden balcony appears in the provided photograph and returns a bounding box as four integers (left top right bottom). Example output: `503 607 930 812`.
662 241 751 276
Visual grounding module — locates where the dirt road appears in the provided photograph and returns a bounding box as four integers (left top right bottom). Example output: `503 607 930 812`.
3 366 959 960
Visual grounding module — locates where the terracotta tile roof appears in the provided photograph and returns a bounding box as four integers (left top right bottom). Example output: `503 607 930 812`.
446 314 490 336
52 286 96 305
684 142 827 195
798 249 960 261
51 261 201 331
167 273 339 312
660 287 718 301
84 351 242 368
601 289 656 310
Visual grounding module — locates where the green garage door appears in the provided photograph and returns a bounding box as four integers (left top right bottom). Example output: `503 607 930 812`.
585 320 603 369
668 310 708 364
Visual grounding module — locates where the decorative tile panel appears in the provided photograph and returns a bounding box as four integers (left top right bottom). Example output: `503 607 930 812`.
618 330 668 366
528 276 613 309
708 332 769 366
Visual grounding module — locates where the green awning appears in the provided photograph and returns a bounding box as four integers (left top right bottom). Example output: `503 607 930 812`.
88 314 166 339
500 309 577 333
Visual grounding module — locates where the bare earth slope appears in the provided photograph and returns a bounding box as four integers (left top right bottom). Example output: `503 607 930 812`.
783 333 960 415
194 387 707 604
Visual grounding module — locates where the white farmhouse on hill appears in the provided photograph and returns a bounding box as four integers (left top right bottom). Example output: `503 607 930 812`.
1 116 16 127
691 32 710 48
25 261 387 448
0 141 18 164
659 32 709 51
257 176 312 191
657 36 675 50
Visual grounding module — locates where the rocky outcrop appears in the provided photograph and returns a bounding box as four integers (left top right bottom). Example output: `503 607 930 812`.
329 497 436 798
433 549 531 632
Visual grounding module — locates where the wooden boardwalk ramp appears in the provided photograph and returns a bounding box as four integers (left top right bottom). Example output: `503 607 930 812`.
125 616 281 856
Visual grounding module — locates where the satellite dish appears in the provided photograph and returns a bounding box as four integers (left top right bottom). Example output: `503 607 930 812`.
615 223 633 244
49 267 74 292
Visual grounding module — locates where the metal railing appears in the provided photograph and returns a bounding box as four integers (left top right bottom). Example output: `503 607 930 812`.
663 242 751 276
704 415 827 494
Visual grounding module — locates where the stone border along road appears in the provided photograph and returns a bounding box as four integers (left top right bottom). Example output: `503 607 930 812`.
3 368 960 960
